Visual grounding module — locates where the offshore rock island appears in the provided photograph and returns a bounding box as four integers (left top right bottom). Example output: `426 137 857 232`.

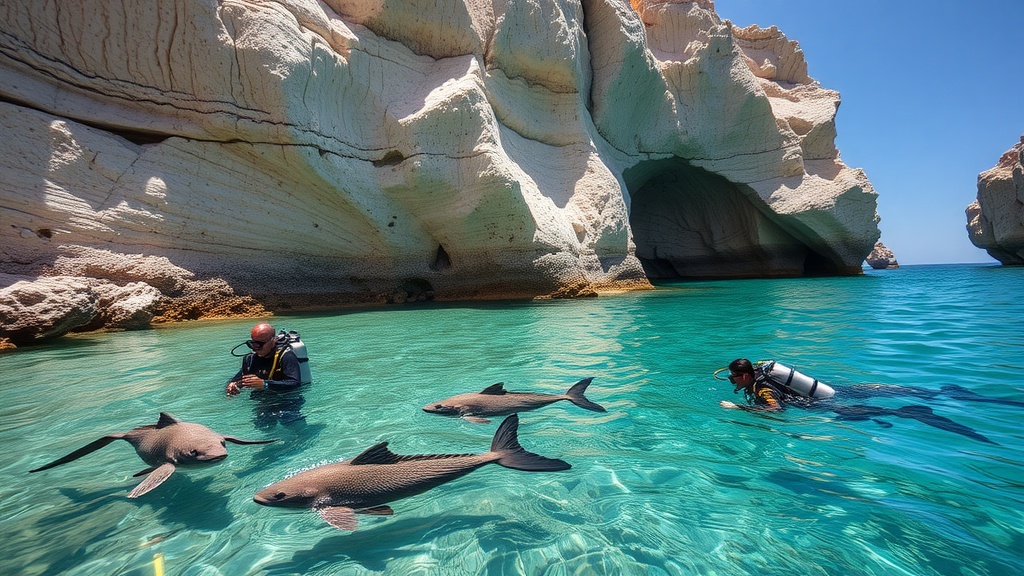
0 0 880 346
966 136 1024 265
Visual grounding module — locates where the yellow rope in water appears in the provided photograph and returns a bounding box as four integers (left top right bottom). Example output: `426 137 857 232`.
153 553 165 576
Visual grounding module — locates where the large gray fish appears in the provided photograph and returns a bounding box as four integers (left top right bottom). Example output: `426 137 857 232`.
253 414 570 530
30 412 275 497
422 377 606 423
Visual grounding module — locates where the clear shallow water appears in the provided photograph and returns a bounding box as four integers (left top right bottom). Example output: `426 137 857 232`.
1 264 1022 576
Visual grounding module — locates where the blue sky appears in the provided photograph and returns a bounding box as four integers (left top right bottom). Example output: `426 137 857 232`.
718 0 1023 264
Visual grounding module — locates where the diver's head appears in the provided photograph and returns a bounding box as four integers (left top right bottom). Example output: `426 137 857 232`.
727 358 755 393
246 323 277 357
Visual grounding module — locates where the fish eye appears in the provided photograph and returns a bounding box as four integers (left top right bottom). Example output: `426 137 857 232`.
189 449 198 457
275 492 286 500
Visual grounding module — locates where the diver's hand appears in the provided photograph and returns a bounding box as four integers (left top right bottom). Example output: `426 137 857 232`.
720 400 738 409
240 374 267 390
226 381 241 396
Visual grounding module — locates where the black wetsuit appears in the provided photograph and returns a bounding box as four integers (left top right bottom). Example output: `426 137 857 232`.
229 347 303 391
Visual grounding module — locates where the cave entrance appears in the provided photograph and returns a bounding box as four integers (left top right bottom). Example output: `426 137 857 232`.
623 158 835 279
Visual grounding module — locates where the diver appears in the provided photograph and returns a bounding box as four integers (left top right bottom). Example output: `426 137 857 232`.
227 322 311 429
716 357 999 444
719 358 828 412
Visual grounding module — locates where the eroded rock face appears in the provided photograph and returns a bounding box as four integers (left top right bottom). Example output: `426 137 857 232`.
0 0 881 343
966 137 1024 265
866 242 899 269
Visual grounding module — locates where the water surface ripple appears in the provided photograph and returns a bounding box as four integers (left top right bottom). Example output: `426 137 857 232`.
1 265 1022 575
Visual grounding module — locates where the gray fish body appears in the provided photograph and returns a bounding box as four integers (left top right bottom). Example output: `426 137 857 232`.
126 421 232 467
433 392 563 417
423 378 605 423
255 452 496 511
30 412 274 497
254 414 570 530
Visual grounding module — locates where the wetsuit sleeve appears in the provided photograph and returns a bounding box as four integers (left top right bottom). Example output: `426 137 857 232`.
265 350 302 390
227 353 253 384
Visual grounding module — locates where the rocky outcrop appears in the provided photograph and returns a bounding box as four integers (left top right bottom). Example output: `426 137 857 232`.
966 136 1024 264
0 0 881 345
865 242 899 269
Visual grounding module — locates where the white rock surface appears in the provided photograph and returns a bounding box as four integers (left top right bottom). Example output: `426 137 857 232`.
0 0 881 341
966 136 1024 264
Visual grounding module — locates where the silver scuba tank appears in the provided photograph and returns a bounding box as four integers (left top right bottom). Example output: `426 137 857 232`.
279 331 312 385
764 361 835 399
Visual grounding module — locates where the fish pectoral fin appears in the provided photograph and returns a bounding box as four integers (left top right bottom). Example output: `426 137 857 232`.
464 416 491 424
357 505 394 516
223 436 277 445
317 506 358 530
29 434 125 473
128 462 176 498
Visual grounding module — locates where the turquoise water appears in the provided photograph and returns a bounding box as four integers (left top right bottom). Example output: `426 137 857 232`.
1 264 1022 575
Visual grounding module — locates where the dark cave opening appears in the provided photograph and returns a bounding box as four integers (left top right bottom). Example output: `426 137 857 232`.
623 157 832 279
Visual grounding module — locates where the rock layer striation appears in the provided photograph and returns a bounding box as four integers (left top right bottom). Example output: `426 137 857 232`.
0 0 881 344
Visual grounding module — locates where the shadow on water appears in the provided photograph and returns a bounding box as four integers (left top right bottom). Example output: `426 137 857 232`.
765 469 878 503
30 477 238 575
52 473 236 531
262 514 504 574
843 383 1024 408
821 382 1024 444
827 403 996 444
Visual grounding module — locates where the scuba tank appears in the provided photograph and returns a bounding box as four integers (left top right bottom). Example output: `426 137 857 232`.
277 330 312 385
760 361 835 399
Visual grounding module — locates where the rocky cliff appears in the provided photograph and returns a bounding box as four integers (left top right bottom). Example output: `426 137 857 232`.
0 0 881 345
966 136 1024 265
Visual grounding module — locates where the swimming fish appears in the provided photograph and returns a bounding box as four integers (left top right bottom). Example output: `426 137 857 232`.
253 414 570 530
29 412 275 497
422 377 606 423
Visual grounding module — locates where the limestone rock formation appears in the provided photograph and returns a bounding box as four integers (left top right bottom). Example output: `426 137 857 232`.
865 242 899 269
0 0 881 345
966 136 1024 265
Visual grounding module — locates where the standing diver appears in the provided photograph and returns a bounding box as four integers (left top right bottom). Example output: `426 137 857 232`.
227 322 310 429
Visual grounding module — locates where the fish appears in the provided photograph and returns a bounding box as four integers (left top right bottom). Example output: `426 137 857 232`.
253 414 570 530
29 412 275 497
422 377 606 423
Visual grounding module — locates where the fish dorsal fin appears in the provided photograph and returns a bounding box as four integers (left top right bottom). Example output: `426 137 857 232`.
349 442 403 465
479 383 506 395
349 442 474 465
156 413 182 428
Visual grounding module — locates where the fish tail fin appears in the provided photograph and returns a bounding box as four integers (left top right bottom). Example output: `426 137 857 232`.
564 377 606 413
491 415 571 472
